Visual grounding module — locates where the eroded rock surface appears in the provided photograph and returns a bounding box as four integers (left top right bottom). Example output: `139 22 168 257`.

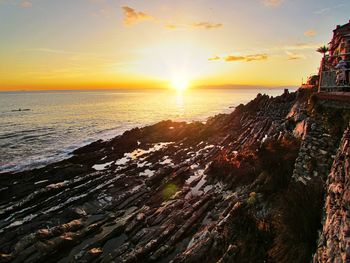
314 128 350 262
0 90 348 263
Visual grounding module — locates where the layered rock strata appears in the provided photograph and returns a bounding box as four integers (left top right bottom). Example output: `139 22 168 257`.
0 90 347 263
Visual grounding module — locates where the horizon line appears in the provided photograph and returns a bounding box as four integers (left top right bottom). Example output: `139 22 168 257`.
0 84 299 93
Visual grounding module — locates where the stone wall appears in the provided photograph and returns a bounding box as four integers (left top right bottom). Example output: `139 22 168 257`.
292 118 338 184
314 93 350 109
291 90 350 185
314 127 350 262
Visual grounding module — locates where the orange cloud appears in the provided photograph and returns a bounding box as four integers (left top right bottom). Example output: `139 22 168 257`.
20 0 32 8
304 29 317 37
262 0 283 7
165 22 223 30
209 54 268 62
122 6 154 26
164 24 179 30
121 6 223 30
208 56 221 61
224 55 245 62
224 54 268 62
191 22 223 29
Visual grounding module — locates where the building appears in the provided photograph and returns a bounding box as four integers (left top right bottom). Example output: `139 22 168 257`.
301 75 319 89
318 20 350 92
329 22 350 60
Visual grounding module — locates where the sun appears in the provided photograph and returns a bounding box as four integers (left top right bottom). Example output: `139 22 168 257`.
171 77 189 91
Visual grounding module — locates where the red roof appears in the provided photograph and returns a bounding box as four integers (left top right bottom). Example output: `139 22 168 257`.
333 20 350 34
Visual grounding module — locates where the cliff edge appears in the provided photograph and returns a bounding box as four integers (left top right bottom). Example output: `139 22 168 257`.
314 127 350 262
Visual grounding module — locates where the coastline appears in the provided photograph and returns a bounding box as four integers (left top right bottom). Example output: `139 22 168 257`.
0 88 349 262
0 88 294 174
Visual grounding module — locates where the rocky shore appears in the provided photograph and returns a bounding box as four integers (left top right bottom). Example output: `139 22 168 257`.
0 89 349 263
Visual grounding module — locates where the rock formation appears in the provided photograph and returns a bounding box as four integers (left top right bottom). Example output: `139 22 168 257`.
314 127 350 262
0 89 349 262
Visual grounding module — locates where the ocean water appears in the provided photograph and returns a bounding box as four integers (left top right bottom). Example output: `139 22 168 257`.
0 88 295 173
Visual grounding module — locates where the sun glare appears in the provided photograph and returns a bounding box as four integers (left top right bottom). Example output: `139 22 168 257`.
171 77 189 91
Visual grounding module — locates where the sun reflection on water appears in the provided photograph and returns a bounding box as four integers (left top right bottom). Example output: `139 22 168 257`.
0 88 291 172
175 90 185 116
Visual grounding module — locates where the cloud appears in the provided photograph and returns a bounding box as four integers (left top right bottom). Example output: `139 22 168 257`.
210 54 268 62
19 0 32 8
165 22 223 30
227 54 268 62
304 29 317 37
313 3 346 15
164 24 179 30
191 22 223 30
121 6 223 30
208 56 221 61
122 6 154 26
286 51 306 60
0 0 32 8
262 0 283 7
224 55 246 62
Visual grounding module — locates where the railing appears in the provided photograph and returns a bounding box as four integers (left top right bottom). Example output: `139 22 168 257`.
319 69 350 92
319 52 350 92
324 52 350 59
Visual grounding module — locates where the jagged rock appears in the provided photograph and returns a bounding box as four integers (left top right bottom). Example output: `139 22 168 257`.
0 89 347 263
314 128 350 263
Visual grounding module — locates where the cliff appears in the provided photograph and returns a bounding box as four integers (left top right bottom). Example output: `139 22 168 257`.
314 127 350 262
0 89 349 263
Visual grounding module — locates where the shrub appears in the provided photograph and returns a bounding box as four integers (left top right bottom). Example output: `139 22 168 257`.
247 192 257 206
268 181 324 263
257 137 300 193
207 150 260 188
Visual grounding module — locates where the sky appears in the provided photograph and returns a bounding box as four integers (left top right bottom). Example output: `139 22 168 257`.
0 0 349 90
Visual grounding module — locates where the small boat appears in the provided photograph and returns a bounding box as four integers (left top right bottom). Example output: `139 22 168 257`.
11 108 31 112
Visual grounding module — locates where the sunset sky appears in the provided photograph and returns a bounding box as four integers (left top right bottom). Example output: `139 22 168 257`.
0 0 349 90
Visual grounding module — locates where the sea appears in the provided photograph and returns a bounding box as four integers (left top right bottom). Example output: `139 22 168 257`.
0 87 296 173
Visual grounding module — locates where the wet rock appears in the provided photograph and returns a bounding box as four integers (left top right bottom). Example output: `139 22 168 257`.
0 90 346 263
